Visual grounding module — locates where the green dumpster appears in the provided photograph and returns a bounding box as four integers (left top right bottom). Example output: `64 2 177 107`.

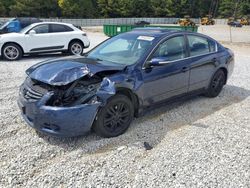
103 24 198 37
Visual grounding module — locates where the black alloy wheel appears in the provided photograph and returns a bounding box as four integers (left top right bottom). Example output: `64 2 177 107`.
93 94 134 138
205 70 226 98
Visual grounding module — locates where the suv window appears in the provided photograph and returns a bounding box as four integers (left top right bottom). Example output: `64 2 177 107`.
152 36 186 61
50 24 73 33
33 24 49 34
187 35 210 56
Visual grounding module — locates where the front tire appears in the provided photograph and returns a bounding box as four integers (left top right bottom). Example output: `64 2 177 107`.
2 43 23 61
205 70 226 98
93 94 134 138
68 41 84 55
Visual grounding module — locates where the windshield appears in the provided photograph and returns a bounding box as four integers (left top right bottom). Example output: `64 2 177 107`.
87 33 155 66
0 21 9 30
0 18 15 30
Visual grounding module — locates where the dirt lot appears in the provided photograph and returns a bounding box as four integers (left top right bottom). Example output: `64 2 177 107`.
0 31 249 187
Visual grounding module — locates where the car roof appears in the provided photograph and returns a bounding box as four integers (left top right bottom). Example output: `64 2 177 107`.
129 27 216 41
129 27 183 37
30 22 73 27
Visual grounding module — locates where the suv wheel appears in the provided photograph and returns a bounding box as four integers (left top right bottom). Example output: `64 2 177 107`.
69 41 83 55
2 43 23 61
93 94 134 138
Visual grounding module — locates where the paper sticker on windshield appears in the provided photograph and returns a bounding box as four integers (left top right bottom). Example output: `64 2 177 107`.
137 36 155 41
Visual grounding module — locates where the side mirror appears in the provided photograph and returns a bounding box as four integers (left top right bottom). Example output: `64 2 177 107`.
29 30 36 35
145 58 172 68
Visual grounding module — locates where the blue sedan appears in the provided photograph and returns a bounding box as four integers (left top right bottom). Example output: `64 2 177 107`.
18 28 234 138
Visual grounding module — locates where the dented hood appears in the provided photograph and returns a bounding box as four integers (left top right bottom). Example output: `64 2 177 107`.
26 57 125 86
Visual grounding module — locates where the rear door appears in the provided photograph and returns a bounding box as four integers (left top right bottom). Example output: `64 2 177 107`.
140 35 190 106
48 24 74 50
186 35 218 91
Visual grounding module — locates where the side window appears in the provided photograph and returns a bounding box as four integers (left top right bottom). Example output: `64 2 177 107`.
152 36 186 61
187 35 210 56
208 39 216 52
33 24 49 34
50 24 73 33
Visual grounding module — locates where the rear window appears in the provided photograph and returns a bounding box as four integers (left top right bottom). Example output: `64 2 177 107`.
50 24 73 33
187 35 210 57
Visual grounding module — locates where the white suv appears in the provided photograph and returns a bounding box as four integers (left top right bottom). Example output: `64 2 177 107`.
0 22 90 60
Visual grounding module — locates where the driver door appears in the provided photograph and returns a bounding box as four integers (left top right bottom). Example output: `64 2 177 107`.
140 35 190 106
24 24 52 52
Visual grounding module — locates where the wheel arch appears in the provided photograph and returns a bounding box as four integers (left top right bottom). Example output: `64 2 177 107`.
115 87 140 117
218 67 228 85
2 42 24 54
68 39 85 49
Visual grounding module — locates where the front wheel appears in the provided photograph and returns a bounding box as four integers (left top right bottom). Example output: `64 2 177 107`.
2 43 23 61
93 94 134 138
68 41 84 55
205 70 226 98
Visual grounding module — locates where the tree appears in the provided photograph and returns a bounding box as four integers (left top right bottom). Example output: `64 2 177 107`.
130 0 153 17
0 2 6 17
238 0 250 17
9 0 60 17
98 0 132 18
151 0 175 17
58 0 96 18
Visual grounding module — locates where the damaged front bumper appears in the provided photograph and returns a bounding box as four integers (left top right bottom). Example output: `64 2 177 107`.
18 91 101 137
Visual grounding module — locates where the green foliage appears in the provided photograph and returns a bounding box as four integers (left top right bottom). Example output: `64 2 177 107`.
0 0 249 18
0 2 6 17
9 0 60 17
97 0 132 18
59 0 96 18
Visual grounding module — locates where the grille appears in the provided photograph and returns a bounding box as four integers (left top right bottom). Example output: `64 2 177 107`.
22 77 49 101
23 86 43 101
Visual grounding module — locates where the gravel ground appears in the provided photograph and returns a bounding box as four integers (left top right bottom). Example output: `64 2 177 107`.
0 32 250 188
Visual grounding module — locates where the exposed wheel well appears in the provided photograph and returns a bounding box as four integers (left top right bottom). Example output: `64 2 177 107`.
218 67 228 84
116 88 140 117
68 39 85 49
2 42 24 54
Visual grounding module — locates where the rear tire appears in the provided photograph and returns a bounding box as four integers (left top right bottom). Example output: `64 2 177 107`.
2 43 23 61
93 94 134 138
68 41 84 55
205 70 226 98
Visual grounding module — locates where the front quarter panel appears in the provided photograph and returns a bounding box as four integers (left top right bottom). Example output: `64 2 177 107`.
0 34 26 52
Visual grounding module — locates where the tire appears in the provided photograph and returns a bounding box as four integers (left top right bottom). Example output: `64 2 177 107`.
2 43 23 61
205 70 226 98
93 94 134 138
68 41 84 55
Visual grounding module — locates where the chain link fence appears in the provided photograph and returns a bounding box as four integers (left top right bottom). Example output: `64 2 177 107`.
0 17 229 26
1 17 249 43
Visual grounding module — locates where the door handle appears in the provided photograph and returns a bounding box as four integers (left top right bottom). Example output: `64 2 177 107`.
182 66 189 72
211 58 219 66
212 58 217 63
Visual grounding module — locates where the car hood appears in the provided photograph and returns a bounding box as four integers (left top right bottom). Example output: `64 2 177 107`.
26 56 125 86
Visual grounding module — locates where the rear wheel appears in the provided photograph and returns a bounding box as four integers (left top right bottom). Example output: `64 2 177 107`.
2 43 23 61
69 41 83 55
93 94 134 138
205 70 226 98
